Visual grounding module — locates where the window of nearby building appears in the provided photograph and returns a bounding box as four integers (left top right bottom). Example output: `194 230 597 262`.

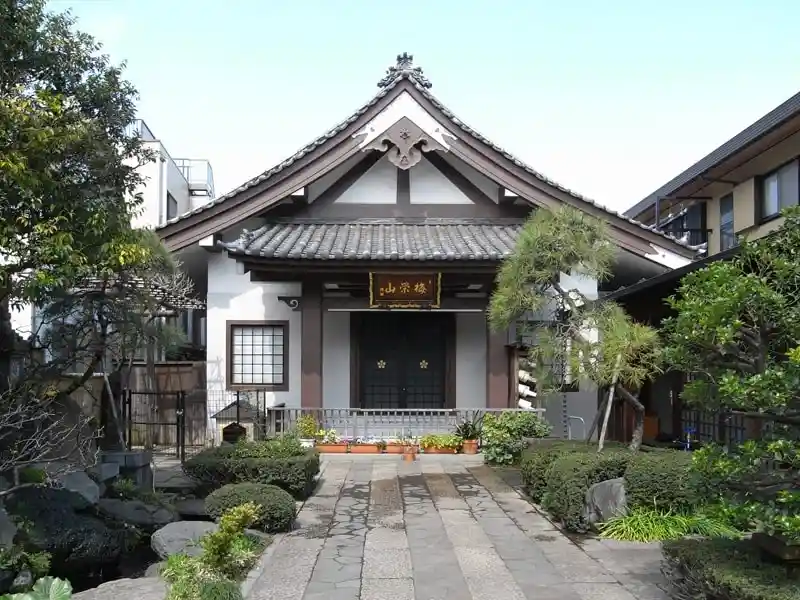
761 160 799 220
166 192 178 221
227 321 288 390
719 193 736 251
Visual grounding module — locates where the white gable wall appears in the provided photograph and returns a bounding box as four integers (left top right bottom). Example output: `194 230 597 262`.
409 158 472 204
335 154 397 204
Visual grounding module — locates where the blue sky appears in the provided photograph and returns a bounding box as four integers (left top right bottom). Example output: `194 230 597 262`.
50 0 800 212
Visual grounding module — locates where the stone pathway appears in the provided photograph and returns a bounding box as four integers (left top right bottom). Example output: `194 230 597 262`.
248 456 671 600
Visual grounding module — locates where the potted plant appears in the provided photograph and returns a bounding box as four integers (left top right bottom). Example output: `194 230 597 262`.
350 437 381 454
402 436 419 462
296 414 318 448
386 438 406 454
454 414 483 455
420 433 462 454
315 429 348 453
376 440 388 454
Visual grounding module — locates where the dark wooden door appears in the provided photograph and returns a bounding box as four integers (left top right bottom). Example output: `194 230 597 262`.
359 312 447 409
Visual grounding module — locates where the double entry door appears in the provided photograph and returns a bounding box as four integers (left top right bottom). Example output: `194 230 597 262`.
358 312 448 410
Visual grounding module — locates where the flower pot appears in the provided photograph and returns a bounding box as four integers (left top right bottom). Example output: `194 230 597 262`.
350 444 379 454
385 444 405 454
316 443 348 454
422 447 458 454
461 439 479 455
299 438 316 449
402 449 417 462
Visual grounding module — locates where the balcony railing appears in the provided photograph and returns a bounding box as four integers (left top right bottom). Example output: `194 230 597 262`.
174 158 215 198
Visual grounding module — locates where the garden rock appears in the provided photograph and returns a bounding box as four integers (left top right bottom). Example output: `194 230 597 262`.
10 570 32 593
584 477 627 527
56 470 100 506
151 521 216 558
0 506 17 548
173 498 206 519
144 561 164 577
98 499 179 532
3 487 126 572
72 577 166 600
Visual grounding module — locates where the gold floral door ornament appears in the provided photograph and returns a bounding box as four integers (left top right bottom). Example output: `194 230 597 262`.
419 360 428 370
377 360 386 369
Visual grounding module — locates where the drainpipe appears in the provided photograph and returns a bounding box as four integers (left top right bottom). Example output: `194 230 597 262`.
158 152 167 226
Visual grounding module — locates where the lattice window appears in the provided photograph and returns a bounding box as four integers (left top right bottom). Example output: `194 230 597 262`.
229 322 287 389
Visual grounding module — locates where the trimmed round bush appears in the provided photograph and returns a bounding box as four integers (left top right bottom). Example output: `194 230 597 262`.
541 450 633 532
520 441 624 503
205 483 296 533
183 442 320 499
624 450 695 512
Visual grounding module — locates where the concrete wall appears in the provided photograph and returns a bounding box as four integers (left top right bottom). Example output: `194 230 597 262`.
455 313 487 408
323 311 350 409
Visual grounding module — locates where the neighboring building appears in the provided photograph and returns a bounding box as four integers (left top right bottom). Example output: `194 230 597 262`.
157 53 696 439
626 91 800 257
11 119 214 352
608 92 800 446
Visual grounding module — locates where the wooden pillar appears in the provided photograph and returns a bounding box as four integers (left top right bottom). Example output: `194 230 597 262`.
486 323 510 409
301 282 323 409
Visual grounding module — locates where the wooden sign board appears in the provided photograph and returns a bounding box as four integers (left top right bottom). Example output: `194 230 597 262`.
369 273 442 308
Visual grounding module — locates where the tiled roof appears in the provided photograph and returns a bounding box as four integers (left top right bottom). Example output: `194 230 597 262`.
158 56 697 252
219 218 524 261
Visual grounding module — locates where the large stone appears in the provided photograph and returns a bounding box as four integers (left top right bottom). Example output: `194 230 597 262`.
57 470 100 506
0 506 17 548
98 499 179 532
584 477 628 527
72 577 166 600
151 520 217 559
173 498 207 519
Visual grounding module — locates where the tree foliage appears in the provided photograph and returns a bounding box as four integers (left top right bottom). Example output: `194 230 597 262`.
489 206 663 449
663 207 800 539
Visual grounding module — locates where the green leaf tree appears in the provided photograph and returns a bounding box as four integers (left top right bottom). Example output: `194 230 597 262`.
0 0 152 392
489 206 663 450
663 206 800 539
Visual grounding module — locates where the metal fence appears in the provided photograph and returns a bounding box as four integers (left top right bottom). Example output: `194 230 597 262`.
681 408 747 446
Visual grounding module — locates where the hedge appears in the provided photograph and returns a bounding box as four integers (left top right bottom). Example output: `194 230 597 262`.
520 441 623 503
662 538 800 600
541 450 633 532
183 443 320 499
205 483 296 533
624 450 695 513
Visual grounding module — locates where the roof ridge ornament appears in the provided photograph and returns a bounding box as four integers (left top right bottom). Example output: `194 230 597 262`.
377 52 432 89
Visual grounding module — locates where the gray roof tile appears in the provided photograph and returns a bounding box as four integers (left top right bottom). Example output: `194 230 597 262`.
220 218 523 261
157 62 697 253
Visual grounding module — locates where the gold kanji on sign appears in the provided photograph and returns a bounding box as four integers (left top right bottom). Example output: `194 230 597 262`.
369 273 441 308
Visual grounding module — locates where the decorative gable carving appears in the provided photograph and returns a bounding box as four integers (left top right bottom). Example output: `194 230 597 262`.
363 117 447 170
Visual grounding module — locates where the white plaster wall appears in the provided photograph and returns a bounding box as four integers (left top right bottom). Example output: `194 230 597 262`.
336 154 397 204
322 311 350 409
129 141 163 229
441 153 500 200
308 154 362 202
205 253 302 415
455 313 487 408
410 158 472 204
165 155 191 215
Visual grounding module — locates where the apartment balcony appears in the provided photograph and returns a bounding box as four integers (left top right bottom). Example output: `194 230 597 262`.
125 119 157 142
661 227 710 250
175 158 216 199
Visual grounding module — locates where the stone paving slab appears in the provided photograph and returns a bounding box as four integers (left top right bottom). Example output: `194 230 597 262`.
248 456 671 600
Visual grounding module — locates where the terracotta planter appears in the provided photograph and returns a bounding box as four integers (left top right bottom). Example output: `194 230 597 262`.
402 449 417 462
316 443 348 454
422 447 458 454
385 444 405 454
461 439 479 455
350 444 379 454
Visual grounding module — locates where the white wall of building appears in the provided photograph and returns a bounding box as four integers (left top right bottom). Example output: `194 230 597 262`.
322 311 350 408
455 313 487 408
205 252 302 414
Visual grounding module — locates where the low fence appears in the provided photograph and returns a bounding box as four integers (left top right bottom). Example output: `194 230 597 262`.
681 408 747 446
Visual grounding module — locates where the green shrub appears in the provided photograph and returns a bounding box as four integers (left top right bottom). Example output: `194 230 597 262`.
662 538 800 600
542 450 633 532
481 412 551 465
0 576 72 599
206 483 295 533
599 508 738 543
0 546 51 580
624 450 695 512
162 503 264 600
520 441 599 502
183 444 320 499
